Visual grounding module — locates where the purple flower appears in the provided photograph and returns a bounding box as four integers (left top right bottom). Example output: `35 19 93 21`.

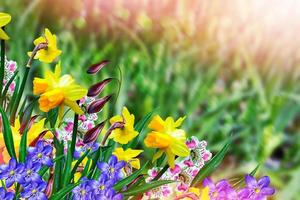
0 187 14 200
20 181 47 200
20 159 42 185
238 175 275 200
27 140 53 167
90 174 114 195
0 158 24 187
203 178 237 200
97 155 125 182
72 180 93 200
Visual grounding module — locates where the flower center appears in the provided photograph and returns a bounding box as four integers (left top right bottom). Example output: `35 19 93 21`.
27 169 32 175
80 189 86 196
110 167 115 173
99 185 105 190
32 189 37 194
37 153 43 159
255 188 260 194
9 170 15 176
212 191 218 197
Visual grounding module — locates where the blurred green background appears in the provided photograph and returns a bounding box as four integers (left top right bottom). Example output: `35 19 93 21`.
2 0 300 199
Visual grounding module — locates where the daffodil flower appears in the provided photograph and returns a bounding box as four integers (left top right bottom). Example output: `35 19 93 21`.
33 62 87 118
0 12 11 40
113 147 143 169
144 115 190 168
0 117 49 163
28 28 62 63
109 107 139 144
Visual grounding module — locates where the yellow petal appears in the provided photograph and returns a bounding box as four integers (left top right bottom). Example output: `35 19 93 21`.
129 158 141 169
0 28 9 40
110 115 123 124
64 99 84 115
200 187 210 200
33 36 46 45
166 149 175 168
28 118 46 144
126 148 143 158
63 84 87 101
148 115 165 131
122 107 134 127
33 78 48 95
0 13 11 26
170 140 190 157
174 116 186 127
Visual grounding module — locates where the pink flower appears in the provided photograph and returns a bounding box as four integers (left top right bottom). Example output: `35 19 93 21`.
8 62 16 72
203 151 212 161
170 164 182 175
64 122 74 132
9 82 15 92
183 159 194 167
186 139 197 149
177 183 188 192
79 115 87 121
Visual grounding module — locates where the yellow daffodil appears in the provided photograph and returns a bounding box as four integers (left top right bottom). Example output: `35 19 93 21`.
109 107 139 144
0 12 11 40
144 115 189 168
28 28 62 63
113 147 143 169
0 117 49 163
33 62 87 118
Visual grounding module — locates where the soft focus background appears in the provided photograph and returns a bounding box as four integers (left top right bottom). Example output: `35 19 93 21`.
2 0 300 199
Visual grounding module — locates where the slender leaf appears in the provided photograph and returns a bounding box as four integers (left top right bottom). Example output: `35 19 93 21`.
191 139 231 186
49 183 80 200
0 107 16 159
114 161 149 191
121 180 174 196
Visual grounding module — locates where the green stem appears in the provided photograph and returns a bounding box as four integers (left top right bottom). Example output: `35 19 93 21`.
62 111 79 187
0 39 5 105
10 67 29 123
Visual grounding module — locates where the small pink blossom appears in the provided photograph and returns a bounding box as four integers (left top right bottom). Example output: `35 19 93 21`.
170 164 182 175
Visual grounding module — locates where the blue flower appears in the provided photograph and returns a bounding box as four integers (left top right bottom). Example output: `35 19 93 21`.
0 187 14 200
0 158 24 187
20 159 42 185
93 189 123 200
72 180 93 200
20 180 47 200
97 155 125 182
27 140 53 167
90 174 114 196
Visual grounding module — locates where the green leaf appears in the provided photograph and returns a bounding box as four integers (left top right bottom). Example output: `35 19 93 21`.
70 150 90 181
0 107 16 159
191 139 231 186
121 180 174 196
19 129 28 163
1 70 18 99
49 183 80 200
114 161 149 191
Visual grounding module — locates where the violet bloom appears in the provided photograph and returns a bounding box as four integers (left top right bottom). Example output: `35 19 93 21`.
93 189 123 200
72 180 93 200
203 178 237 200
0 158 24 187
27 140 53 167
97 155 125 182
90 173 114 196
20 159 42 185
0 187 14 200
20 181 47 200
238 175 275 200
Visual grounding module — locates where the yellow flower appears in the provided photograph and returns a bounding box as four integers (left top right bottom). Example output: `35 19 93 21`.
175 187 210 200
28 28 62 63
33 62 87 118
0 117 49 163
113 147 143 169
144 115 189 168
109 107 139 144
0 12 11 40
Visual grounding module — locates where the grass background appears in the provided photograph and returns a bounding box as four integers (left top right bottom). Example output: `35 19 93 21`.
2 0 300 199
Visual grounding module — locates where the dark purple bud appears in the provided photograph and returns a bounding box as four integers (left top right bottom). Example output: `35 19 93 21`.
29 130 51 147
45 173 54 197
19 115 38 135
100 122 125 146
87 60 110 74
83 121 106 144
87 78 113 97
87 95 112 114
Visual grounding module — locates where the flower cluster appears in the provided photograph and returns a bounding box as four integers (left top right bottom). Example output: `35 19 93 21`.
72 155 124 199
0 140 52 200
0 11 276 200
202 175 275 200
144 137 212 199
